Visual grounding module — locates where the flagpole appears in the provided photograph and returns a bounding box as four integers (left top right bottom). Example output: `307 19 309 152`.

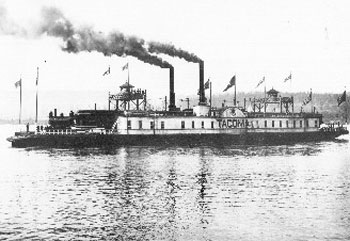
19 77 22 124
234 73 237 107
345 86 348 124
310 88 312 113
210 81 212 116
127 62 130 85
264 77 266 116
36 67 39 124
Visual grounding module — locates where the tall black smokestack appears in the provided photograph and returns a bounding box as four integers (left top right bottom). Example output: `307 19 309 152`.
168 66 176 111
199 61 206 104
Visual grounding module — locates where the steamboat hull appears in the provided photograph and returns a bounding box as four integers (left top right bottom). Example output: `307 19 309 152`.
9 131 345 148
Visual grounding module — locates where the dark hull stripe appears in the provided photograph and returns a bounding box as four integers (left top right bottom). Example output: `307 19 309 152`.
10 132 344 148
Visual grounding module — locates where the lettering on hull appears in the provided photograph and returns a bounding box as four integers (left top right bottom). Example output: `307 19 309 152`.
217 119 252 128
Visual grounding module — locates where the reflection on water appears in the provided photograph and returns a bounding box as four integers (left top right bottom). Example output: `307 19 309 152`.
1 125 350 240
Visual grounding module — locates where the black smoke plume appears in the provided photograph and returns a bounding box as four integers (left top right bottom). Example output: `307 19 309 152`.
0 5 202 69
148 41 202 63
39 7 172 68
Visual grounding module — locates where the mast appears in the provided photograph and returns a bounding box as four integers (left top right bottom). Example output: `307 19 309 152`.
35 67 39 124
264 80 266 116
345 86 348 124
209 81 212 116
127 62 130 110
19 77 22 124
234 74 237 106
310 88 313 113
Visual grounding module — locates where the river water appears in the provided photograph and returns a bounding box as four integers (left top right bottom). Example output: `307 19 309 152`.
0 124 350 241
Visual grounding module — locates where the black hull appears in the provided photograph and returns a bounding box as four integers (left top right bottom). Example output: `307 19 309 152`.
9 131 346 148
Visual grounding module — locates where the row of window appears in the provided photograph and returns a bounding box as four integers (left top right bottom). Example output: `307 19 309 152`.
127 119 318 130
127 120 214 130
264 120 317 128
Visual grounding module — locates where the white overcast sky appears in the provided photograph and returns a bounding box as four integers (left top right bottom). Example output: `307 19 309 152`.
0 0 350 119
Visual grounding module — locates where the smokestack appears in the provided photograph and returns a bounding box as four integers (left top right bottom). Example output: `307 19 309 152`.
54 108 57 117
168 67 176 111
199 61 206 104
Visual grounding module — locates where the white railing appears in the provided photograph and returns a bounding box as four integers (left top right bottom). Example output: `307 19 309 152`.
38 129 115 135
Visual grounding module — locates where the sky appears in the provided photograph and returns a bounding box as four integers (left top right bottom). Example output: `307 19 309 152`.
0 0 350 119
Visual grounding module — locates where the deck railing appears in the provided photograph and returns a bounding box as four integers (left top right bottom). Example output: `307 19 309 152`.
37 129 115 135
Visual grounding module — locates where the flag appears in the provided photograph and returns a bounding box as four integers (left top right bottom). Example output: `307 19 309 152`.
122 63 128 71
103 66 110 76
204 79 210 90
15 79 21 88
337 90 346 106
255 76 265 88
284 73 292 82
302 89 312 106
223 75 236 92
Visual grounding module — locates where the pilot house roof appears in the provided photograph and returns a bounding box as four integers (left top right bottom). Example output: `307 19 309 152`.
267 88 279 97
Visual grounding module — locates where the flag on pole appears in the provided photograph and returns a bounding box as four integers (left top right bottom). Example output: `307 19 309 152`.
337 90 346 106
103 66 110 76
15 79 21 88
204 79 210 90
223 75 236 92
255 76 265 88
284 73 292 82
302 89 312 106
122 63 129 71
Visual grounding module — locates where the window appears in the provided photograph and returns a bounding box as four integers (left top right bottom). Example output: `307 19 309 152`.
293 120 296 128
286 120 289 128
300 120 303 128
192 121 195 128
279 120 282 128
181 121 185 129
211 121 214 129
201 121 204 128
161 121 164 129
315 120 318 127
256 120 259 128
127 120 131 129
306 120 309 128
264 120 267 128
272 120 275 128
150 121 154 129
139 120 142 129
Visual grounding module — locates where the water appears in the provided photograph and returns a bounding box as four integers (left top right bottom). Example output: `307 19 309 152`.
1 125 350 241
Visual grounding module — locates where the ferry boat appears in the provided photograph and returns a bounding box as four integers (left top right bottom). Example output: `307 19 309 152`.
7 62 348 148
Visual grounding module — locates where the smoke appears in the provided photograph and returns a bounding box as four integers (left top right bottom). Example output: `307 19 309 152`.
38 7 172 68
0 5 26 36
0 5 201 69
148 41 202 63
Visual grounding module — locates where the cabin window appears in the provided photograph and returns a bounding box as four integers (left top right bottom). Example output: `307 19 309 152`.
181 121 185 129
139 120 142 129
256 120 259 128
127 120 131 129
201 121 205 128
306 120 309 128
300 120 303 128
264 120 267 128
314 120 318 127
211 121 214 129
286 120 289 128
161 121 165 129
150 121 154 129
293 120 296 128
272 120 275 128
192 121 195 128
279 120 282 128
